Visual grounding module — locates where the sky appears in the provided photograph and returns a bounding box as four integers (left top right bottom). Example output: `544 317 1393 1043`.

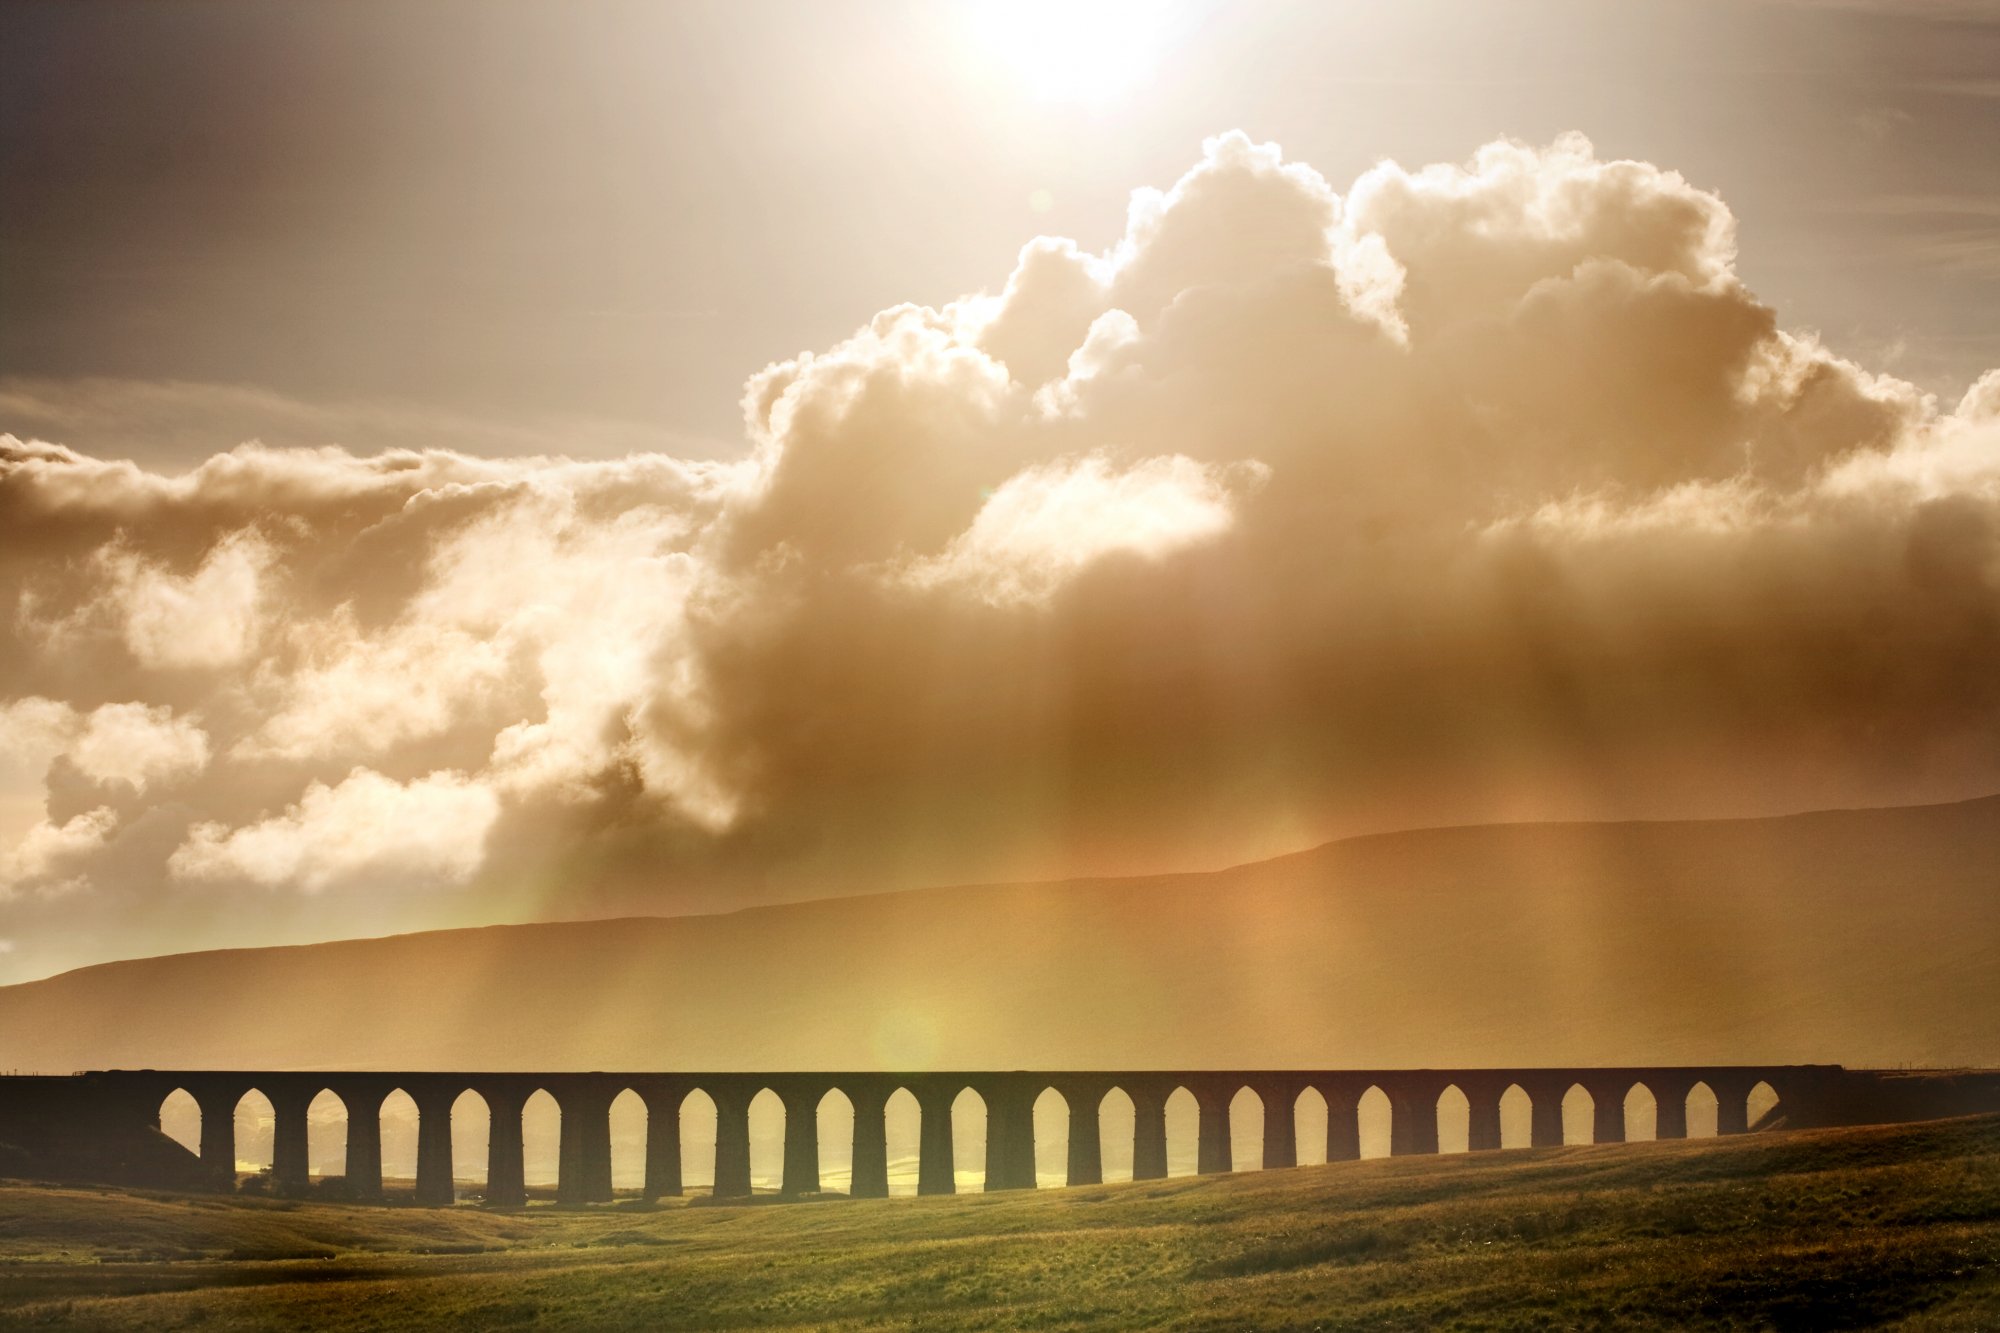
3 0 2000 983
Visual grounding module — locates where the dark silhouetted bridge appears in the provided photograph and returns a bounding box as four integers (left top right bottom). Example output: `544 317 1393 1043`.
0 1064 1893 1205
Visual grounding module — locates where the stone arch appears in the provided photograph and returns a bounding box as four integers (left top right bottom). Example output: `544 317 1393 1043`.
158 1087 201 1156
1748 1080 1780 1129
1624 1082 1658 1141
748 1087 786 1193
306 1088 348 1183
1498 1083 1533 1148
1356 1085 1392 1159
1227 1086 1264 1172
1032 1086 1068 1188
678 1087 718 1192
1164 1086 1200 1176
233 1088 276 1183
379 1088 421 1191
1098 1086 1136 1181
1436 1084 1470 1154
449 1088 490 1194
607 1088 647 1193
522 1088 562 1194
816 1086 855 1195
1293 1087 1329 1166
1561 1084 1594 1145
1685 1081 1719 1138
950 1086 988 1192
884 1086 922 1196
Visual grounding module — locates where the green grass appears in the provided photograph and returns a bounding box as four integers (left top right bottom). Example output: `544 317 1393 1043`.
2 1116 1997 1330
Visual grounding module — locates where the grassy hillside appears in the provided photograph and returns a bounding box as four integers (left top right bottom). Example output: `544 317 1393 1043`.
1 1116 1996 1329
1 796 1998 1074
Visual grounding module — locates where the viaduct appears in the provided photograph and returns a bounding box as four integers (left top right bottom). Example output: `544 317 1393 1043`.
0 1064 1877 1206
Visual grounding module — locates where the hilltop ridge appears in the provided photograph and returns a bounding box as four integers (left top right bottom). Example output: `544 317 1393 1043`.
2 796 1996 1073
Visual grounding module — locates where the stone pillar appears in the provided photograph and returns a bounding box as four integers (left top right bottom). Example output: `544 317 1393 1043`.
781 1090 820 1197
1590 1084 1626 1144
848 1086 889 1199
983 1087 1036 1191
642 1092 681 1201
1715 1081 1750 1136
270 1088 313 1196
1261 1086 1297 1169
916 1089 956 1196
553 1088 613 1205
414 1093 456 1207
1654 1082 1689 1140
197 1088 238 1190
1529 1083 1566 1148
713 1090 753 1199
1066 1091 1102 1187
1196 1090 1231 1174
554 1088 611 1205
343 1088 385 1199
1388 1084 1438 1156
1323 1087 1361 1162
1131 1087 1168 1181
1466 1084 1503 1151
484 1089 526 1207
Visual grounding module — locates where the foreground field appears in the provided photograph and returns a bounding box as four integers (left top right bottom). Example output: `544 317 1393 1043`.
2 1117 1997 1330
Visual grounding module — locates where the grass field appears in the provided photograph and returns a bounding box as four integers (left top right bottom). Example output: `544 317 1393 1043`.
1 1116 1996 1330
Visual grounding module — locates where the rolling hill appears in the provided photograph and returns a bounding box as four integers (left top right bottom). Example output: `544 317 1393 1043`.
2 796 1997 1074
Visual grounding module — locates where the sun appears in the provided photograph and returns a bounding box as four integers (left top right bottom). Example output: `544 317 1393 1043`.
965 0 1168 106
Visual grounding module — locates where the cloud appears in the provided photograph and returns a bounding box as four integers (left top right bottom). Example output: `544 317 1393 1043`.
67 703 210 791
92 529 274 670
3 129 2000 971
0 697 209 792
897 453 1264 606
170 768 501 893
0 697 208 895
0 376 734 470
0 808 117 896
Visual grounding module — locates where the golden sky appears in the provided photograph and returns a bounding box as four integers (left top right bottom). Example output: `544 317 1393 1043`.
3 0 2000 982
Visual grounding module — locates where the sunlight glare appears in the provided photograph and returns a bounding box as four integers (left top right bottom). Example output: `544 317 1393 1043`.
966 0 1167 105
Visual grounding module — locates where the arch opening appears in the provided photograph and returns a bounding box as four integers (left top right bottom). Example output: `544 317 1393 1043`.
678 1089 718 1193
1032 1087 1068 1188
450 1089 489 1195
608 1089 647 1194
1164 1086 1200 1176
1294 1087 1328 1166
1228 1086 1264 1172
950 1087 987 1192
1561 1084 1594 1145
748 1088 786 1194
158 1088 200 1156
306 1089 347 1185
1685 1081 1719 1139
1624 1083 1658 1141
884 1087 921 1196
379 1089 420 1194
816 1087 855 1195
1357 1086 1391 1159
232 1089 275 1186
522 1089 562 1196
1748 1081 1780 1130
1499 1084 1533 1149
1436 1084 1470 1154
1098 1087 1136 1182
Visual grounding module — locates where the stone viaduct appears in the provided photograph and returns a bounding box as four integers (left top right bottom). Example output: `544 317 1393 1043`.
50 1064 1843 1205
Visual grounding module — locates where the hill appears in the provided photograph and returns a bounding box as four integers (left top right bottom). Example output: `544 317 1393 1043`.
1 1115 1996 1329
2 796 1998 1073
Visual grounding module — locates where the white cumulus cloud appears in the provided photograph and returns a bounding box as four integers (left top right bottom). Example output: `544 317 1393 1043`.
170 768 502 893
